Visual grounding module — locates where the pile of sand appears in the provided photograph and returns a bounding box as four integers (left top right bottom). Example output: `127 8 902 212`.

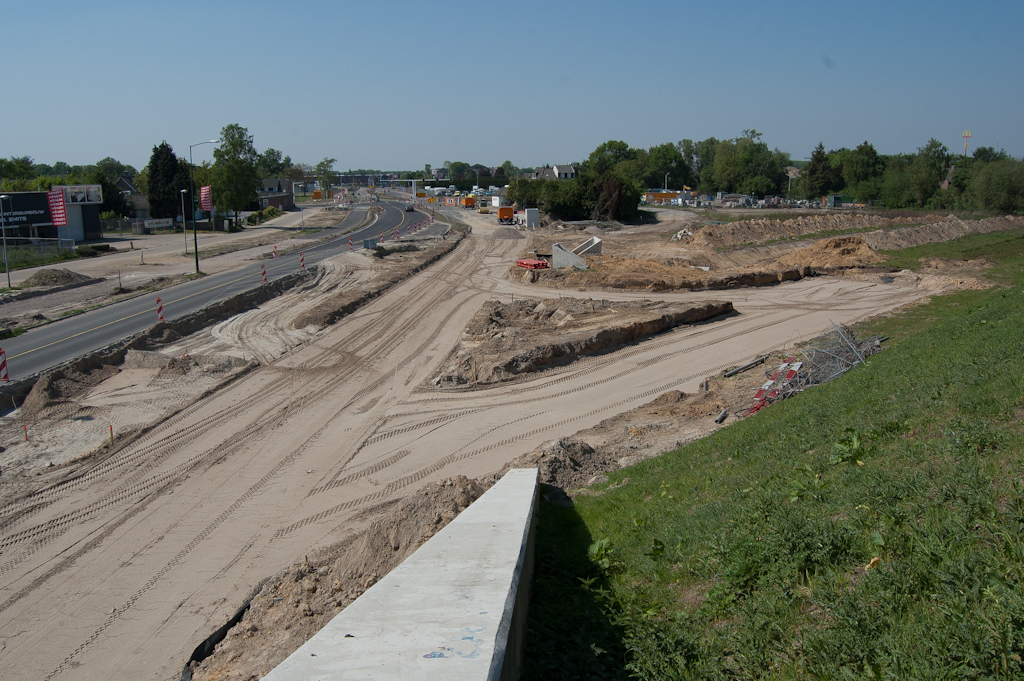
22 268 98 288
493 227 526 239
775 236 885 269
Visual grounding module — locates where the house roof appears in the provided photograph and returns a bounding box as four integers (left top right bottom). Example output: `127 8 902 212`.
115 175 138 194
260 178 293 192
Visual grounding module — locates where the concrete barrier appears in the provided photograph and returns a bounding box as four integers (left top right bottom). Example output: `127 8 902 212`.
262 468 539 680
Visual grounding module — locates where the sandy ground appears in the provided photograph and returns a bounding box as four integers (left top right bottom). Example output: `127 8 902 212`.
0 206 988 680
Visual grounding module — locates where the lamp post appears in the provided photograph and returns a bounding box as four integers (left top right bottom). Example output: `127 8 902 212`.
664 173 670 192
180 189 188 254
189 139 219 275
0 195 10 288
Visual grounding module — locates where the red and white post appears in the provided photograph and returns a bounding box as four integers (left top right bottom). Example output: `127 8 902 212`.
272 245 278 258
348 237 353 251
260 264 267 282
155 296 164 322
0 346 9 381
300 252 305 269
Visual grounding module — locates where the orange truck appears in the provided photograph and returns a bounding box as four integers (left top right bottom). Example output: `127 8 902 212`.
461 196 476 208
497 206 514 224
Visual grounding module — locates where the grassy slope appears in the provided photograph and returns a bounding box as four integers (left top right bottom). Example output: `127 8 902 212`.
523 229 1024 680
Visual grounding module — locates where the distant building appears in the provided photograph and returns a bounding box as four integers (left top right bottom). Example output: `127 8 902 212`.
552 164 576 179
256 178 295 211
532 164 576 180
643 190 693 204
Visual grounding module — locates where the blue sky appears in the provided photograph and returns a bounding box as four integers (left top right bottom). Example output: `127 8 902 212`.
1 0 1021 172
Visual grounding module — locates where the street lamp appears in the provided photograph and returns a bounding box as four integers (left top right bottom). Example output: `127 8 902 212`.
189 139 219 275
180 189 188 254
664 173 670 192
0 195 10 288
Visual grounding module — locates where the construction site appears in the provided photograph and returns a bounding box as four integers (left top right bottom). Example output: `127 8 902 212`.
0 199 1021 680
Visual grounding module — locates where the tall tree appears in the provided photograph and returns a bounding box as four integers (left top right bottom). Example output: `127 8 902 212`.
586 140 633 175
842 141 883 202
909 138 950 207
693 137 718 192
95 157 136 180
148 142 181 219
211 123 260 216
804 142 836 200
315 157 338 190
972 159 1024 213
257 148 288 178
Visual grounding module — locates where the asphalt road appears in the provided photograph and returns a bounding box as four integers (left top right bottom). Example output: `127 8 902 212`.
1 201 442 381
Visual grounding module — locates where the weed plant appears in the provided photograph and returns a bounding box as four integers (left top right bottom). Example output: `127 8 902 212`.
523 229 1024 679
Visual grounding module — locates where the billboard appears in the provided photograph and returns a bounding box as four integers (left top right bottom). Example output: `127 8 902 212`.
54 184 103 204
1 193 51 226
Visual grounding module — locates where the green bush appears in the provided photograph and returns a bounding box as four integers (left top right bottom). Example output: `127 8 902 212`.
246 206 285 225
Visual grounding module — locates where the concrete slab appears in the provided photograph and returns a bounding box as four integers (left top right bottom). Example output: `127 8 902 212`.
551 243 587 270
261 468 539 681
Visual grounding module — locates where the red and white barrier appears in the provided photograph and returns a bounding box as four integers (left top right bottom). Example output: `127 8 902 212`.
156 296 164 322
0 346 9 381
300 252 305 269
261 264 267 282
349 237 353 251
272 245 278 258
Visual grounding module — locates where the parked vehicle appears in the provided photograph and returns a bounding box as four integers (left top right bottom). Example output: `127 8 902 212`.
497 206 514 224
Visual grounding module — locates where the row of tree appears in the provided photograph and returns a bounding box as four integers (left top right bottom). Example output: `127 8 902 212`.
509 133 1023 219
0 126 341 220
801 140 1024 213
5 131 1023 220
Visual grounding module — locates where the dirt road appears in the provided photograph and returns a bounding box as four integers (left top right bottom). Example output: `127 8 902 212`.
0 216 930 680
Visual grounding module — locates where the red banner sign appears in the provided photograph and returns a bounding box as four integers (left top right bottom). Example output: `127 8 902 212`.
200 185 212 211
47 189 68 227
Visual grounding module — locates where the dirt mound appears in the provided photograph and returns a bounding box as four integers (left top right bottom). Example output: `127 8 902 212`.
431 298 733 387
22 268 98 288
20 361 120 417
493 227 525 239
776 236 885 269
860 214 1024 250
189 475 488 681
679 213 944 249
500 438 619 496
517 255 809 292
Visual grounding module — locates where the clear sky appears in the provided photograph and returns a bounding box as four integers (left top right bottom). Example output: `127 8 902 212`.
1 0 1021 172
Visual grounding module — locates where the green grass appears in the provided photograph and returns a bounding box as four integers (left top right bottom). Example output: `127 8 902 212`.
3 248 82 272
523 228 1024 680
877 229 1024 287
